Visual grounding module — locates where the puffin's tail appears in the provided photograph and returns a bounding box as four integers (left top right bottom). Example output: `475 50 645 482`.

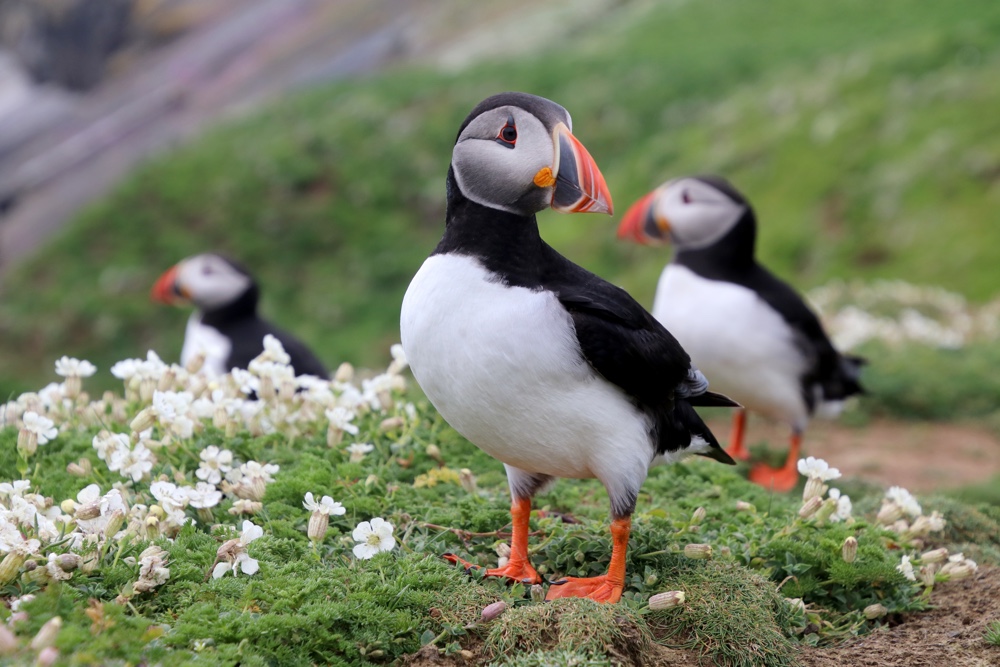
665 399 737 466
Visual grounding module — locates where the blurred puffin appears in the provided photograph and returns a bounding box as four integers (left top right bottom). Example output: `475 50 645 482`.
618 175 865 492
400 93 737 603
151 253 328 378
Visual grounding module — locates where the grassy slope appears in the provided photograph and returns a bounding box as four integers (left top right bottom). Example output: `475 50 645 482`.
3 0 1000 398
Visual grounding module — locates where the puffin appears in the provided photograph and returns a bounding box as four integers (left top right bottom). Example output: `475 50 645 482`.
151 253 328 378
400 93 737 604
618 175 865 492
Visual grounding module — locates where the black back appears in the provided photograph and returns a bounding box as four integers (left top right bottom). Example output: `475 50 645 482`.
674 183 865 410
199 273 328 379
437 169 734 462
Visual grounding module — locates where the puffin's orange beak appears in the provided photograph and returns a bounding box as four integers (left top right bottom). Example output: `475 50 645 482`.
151 265 183 304
547 123 613 215
618 189 669 245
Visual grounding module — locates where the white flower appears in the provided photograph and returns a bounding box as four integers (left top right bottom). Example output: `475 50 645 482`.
93 432 130 462
239 460 279 484
886 486 922 518
187 482 223 509
212 520 263 578
134 545 170 593
110 359 141 380
22 412 58 445
897 555 916 581
346 442 374 463
388 344 408 375
828 488 853 522
54 356 97 378
303 493 346 516
796 456 841 482
0 523 40 555
196 446 233 485
110 442 155 481
352 517 396 559
153 390 195 438
325 407 359 435
45 553 73 581
259 335 291 365
0 480 31 499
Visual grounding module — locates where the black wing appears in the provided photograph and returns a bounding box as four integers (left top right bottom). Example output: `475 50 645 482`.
542 248 692 407
222 317 328 378
744 265 864 404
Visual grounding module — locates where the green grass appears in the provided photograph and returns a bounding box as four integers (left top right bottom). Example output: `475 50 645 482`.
986 619 1000 647
2 361 999 665
3 0 1000 407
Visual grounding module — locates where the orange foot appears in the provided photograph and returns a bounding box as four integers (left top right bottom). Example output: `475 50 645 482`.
442 553 541 585
749 463 799 492
544 575 623 603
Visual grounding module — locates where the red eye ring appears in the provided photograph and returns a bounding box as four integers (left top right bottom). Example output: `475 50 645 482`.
495 114 517 148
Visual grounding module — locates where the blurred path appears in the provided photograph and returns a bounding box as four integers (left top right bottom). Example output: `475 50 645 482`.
0 0 568 277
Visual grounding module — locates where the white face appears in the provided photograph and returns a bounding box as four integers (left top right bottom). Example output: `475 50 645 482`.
451 104 569 216
654 178 747 250
175 254 252 311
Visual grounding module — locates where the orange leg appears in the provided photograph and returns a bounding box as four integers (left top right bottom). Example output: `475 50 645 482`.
545 516 630 604
443 496 541 584
725 409 749 461
748 432 802 492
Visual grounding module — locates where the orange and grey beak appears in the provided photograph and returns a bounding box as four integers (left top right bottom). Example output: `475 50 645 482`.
617 188 669 245
545 123 613 215
151 265 187 304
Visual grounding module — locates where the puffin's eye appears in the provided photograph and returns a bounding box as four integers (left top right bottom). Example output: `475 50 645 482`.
495 114 517 148
681 190 692 204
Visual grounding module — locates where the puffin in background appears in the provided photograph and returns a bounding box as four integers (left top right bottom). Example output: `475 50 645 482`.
151 253 328 378
618 175 865 492
401 93 737 604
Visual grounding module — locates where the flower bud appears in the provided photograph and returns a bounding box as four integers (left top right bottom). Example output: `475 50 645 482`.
0 552 27 585
308 511 329 542
877 501 903 525
719 546 731 557
279 380 296 402
213 407 229 429
645 573 658 586
841 536 858 563
60 499 77 514
735 500 755 512
919 563 938 587
683 544 712 560
920 548 949 564
426 444 444 466
574 551 586 563
690 507 706 525
130 407 157 434
530 584 545 602
185 352 206 374
0 624 17 655
30 616 62 650
496 556 508 569
37 646 59 667
798 496 823 519
57 554 81 572
334 362 354 383
16 429 38 458
157 369 176 392
225 419 239 439
480 601 507 622
139 378 155 402
863 603 887 619
459 468 478 494
104 510 126 538
813 498 837 524
64 375 82 399
940 560 976 581
802 477 826 502
495 543 512 559
785 597 806 614
258 375 275 402
66 459 91 477
377 390 393 411
379 417 404 432
365 474 379 488
460 650 474 660
75 502 101 521
648 590 686 610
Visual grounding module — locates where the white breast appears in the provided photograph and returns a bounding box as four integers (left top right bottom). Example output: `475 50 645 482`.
652 264 809 430
181 314 231 377
400 253 654 491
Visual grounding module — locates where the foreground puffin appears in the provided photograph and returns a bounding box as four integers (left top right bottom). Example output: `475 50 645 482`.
400 93 737 603
151 253 328 378
618 175 865 491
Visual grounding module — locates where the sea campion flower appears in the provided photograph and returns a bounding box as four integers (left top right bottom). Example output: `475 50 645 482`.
325 407 359 446
940 553 978 580
828 488 853 522
213 521 263 578
841 536 858 563
19 411 58 456
196 446 233 485
346 442 374 463
133 545 170 593
798 457 841 501
109 441 155 481
303 493 346 542
54 356 97 398
387 343 408 375
896 555 916 581
885 486 922 518
352 518 396 559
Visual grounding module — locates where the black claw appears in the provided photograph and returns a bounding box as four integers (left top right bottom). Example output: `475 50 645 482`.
547 578 568 586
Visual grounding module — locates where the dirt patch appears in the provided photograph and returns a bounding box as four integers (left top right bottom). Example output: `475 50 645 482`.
708 417 1000 492
799 566 1000 667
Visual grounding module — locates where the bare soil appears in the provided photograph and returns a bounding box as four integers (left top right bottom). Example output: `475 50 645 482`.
707 417 1000 492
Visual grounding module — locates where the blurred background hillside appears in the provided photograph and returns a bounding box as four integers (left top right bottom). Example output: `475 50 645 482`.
1 0 999 478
